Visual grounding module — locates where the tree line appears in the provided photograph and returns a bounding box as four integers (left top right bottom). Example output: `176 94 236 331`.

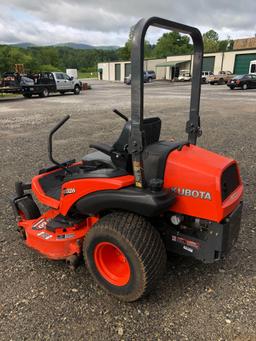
0 29 233 74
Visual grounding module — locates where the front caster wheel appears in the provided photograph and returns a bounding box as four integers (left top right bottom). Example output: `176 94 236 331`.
66 254 81 270
83 211 166 302
16 196 41 220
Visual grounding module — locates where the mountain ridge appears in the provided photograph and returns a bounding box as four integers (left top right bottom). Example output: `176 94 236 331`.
4 42 120 50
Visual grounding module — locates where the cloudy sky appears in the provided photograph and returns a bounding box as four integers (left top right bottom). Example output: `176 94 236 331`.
0 0 256 46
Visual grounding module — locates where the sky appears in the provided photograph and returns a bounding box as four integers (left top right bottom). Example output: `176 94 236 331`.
0 0 256 46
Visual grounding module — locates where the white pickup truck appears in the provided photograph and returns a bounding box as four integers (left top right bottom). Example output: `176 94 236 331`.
22 72 82 98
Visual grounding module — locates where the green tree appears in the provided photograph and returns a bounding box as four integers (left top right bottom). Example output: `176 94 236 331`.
204 29 219 41
117 27 153 60
203 29 219 53
153 32 192 58
218 37 234 52
203 29 234 53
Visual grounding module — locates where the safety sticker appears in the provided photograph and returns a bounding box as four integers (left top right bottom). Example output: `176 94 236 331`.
183 245 193 253
37 231 52 240
32 219 47 231
56 234 75 240
172 235 200 250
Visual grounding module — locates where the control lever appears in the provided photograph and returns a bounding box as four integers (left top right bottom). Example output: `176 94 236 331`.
112 108 128 121
48 115 72 174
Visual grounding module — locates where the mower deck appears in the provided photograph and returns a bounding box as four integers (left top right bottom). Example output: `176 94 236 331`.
17 208 98 260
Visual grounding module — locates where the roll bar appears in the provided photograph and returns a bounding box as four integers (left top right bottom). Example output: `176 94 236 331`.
129 17 204 188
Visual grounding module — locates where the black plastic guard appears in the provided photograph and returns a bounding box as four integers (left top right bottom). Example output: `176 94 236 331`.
75 187 176 217
163 202 243 263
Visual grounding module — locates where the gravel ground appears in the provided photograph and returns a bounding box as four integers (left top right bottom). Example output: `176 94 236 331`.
0 80 255 341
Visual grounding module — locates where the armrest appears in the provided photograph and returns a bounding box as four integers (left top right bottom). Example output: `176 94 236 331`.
89 143 113 156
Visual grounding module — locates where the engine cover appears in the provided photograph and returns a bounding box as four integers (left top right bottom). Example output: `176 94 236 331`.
164 145 243 222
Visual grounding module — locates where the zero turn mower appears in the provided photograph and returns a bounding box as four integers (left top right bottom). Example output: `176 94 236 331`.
12 17 243 302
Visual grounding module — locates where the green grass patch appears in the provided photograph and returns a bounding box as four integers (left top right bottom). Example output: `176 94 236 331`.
78 71 98 79
0 92 21 98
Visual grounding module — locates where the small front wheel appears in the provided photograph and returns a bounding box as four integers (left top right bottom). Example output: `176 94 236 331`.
83 212 166 302
16 196 41 220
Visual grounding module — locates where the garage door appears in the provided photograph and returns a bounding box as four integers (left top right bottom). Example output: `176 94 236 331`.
125 63 131 77
115 64 121 81
202 57 215 72
234 54 256 74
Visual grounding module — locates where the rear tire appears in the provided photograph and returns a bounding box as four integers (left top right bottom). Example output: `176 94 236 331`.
16 197 41 220
83 211 166 302
242 83 248 90
39 88 49 98
23 94 32 99
74 86 80 95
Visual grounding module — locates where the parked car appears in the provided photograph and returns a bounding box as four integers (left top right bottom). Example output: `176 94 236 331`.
22 72 82 98
227 74 256 90
124 71 156 85
208 71 234 85
201 71 213 83
178 70 191 81
249 60 256 74
146 70 156 80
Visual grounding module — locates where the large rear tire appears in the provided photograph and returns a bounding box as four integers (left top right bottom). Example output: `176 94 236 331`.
83 211 166 302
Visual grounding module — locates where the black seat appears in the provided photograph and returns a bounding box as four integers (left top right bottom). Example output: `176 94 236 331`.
87 117 161 172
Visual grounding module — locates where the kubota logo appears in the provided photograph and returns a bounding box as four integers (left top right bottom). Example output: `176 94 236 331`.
171 187 212 200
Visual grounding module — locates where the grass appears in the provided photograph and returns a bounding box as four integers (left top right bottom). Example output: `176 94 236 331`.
78 71 98 79
0 92 21 98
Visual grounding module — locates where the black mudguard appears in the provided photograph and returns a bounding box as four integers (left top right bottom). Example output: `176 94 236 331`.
74 187 175 217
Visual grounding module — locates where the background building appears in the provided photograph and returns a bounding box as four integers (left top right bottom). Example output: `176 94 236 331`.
98 48 256 81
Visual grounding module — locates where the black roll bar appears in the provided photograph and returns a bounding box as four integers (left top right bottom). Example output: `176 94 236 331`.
129 17 203 188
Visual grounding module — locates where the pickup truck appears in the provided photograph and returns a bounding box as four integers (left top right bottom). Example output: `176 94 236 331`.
208 71 234 85
22 72 82 98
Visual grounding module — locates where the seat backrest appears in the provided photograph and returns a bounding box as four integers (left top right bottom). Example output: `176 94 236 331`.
111 117 161 172
113 117 161 153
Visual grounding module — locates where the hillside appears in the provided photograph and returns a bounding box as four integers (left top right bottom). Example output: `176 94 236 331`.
6 42 119 50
